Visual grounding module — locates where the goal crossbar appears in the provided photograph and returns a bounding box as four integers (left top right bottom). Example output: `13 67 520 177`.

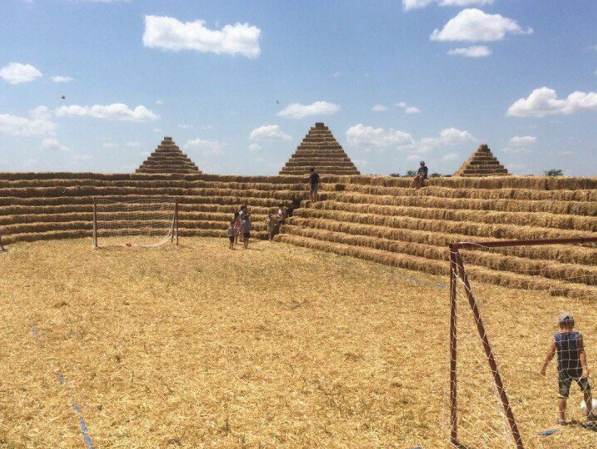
448 236 597 449
92 197 179 249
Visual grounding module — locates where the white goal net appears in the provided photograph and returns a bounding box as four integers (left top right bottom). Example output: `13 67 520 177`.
92 197 178 248
446 238 597 449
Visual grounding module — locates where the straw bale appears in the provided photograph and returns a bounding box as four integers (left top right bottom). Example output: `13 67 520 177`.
308 200 597 232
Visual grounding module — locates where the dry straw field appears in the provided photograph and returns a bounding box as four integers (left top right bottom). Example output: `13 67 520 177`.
1 237 596 448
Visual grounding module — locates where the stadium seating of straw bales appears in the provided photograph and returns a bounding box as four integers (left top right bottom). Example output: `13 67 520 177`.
0 173 308 245
279 122 361 176
2 170 597 296
136 137 201 174
275 175 597 298
454 144 509 177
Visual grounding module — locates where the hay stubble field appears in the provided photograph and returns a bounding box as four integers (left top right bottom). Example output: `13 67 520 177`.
0 238 595 448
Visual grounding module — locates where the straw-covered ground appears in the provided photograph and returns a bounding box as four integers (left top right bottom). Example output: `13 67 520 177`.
0 238 595 448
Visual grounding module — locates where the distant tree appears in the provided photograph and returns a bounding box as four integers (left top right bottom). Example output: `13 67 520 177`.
405 170 416 177
544 169 564 177
389 173 400 177
430 172 442 178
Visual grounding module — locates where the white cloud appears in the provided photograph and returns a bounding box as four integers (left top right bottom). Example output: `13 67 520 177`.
51 76 74 83
406 154 422 161
30 105 53 120
333 72 342 78
249 143 262 152
156 100 163 105
184 138 224 155
249 124 291 141
278 101 341 119
396 102 421 114
177 124 194 129
41 138 70 152
0 113 55 137
439 127 476 144
447 45 492 57
508 136 536 146
430 9 532 42
143 15 261 59
507 87 597 117
405 106 421 114
403 0 495 10
502 135 536 153
346 124 414 149
0 62 43 84
372 104 388 112
125 141 141 148
56 103 159 122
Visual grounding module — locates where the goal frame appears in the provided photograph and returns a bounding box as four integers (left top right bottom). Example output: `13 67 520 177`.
92 197 179 249
448 237 597 449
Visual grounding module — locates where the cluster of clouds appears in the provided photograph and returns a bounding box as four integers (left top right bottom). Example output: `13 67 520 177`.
277 101 340 120
402 1 532 59
372 102 421 114
507 88 597 118
431 9 532 58
345 124 476 155
0 62 73 85
143 15 261 59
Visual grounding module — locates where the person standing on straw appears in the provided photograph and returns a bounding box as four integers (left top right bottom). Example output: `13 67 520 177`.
541 313 593 424
242 213 251 249
227 221 236 250
309 167 320 202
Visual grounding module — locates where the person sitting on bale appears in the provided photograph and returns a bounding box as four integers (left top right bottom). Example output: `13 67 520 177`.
0 229 5 252
541 313 593 425
412 161 428 190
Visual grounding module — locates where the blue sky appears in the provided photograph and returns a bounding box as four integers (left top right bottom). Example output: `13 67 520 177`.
1 0 596 176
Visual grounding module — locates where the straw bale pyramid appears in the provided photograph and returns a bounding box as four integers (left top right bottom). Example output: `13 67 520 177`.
454 144 509 177
279 122 360 175
136 137 201 174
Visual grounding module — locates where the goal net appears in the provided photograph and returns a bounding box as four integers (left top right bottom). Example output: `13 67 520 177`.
92 197 179 248
446 237 597 449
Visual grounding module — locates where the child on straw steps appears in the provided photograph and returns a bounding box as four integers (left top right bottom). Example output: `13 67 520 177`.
227 221 236 250
541 313 594 425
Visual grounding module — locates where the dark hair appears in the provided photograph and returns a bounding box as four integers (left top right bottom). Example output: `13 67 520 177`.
230 221 234 225
310 167 315 172
234 211 239 218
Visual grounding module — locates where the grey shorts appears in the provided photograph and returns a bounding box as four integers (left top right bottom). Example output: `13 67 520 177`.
310 184 319 194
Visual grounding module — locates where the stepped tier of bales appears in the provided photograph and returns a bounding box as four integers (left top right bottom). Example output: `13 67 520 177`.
2 170 597 298
0 173 310 245
275 175 597 299
136 137 201 175
279 122 360 176
454 144 509 177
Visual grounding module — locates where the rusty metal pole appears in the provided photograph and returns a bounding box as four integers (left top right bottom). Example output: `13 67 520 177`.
454 251 525 449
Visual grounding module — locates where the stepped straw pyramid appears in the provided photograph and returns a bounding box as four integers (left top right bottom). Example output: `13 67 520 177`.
280 123 360 176
136 137 201 174
454 144 509 177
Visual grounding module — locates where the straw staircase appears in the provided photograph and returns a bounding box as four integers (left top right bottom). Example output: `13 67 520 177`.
136 137 201 174
276 176 597 297
454 144 509 177
0 173 307 245
280 123 360 176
